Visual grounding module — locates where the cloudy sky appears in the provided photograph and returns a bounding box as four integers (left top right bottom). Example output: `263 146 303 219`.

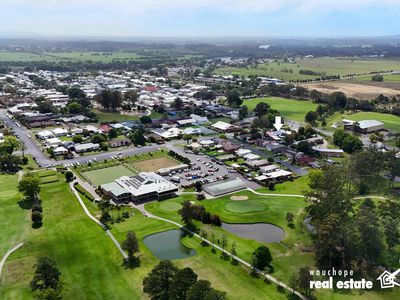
1 0 400 37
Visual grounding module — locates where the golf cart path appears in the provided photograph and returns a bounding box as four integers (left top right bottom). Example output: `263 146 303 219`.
0 243 23 282
69 181 128 260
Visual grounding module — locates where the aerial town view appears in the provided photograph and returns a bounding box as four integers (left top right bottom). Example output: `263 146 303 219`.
0 1 400 300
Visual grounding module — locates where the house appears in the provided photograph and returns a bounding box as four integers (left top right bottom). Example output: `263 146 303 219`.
217 154 236 162
190 114 209 124
99 124 112 133
37 130 54 140
52 127 69 137
211 121 239 133
265 170 293 181
235 149 252 157
182 127 202 135
199 139 215 148
108 138 131 148
152 128 181 140
260 164 280 173
74 143 100 153
312 147 344 158
245 159 270 170
177 118 196 127
100 172 178 203
220 141 240 154
53 146 68 156
243 153 261 161
46 137 62 147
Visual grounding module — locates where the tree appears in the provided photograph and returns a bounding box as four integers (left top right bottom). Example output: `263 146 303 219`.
194 181 202 192
220 234 228 256
19 173 40 201
130 130 146 146
121 231 140 261
65 171 74 182
91 134 105 144
372 74 384 82
30 257 63 299
226 89 242 107
341 135 363 154
238 105 248 119
0 136 20 155
305 111 318 124
143 260 178 300
108 128 118 139
183 134 192 145
297 267 314 297
252 246 272 271
67 101 83 114
32 210 43 225
187 280 226 300
231 241 237 263
170 267 198 300
140 115 153 125
286 212 294 226
179 201 193 227
254 102 270 117
171 98 184 110
124 90 138 107
72 135 83 143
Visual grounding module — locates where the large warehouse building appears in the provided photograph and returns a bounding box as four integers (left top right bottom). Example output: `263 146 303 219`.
101 172 178 203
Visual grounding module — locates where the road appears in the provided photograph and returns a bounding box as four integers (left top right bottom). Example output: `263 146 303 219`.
0 109 159 167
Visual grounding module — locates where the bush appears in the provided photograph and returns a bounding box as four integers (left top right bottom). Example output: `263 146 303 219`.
32 210 43 224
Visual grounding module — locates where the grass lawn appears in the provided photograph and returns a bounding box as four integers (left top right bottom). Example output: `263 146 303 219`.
0 177 138 299
325 111 400 132
224 200 266 213
132 156 180 172
215 57 400 81
83 165 136 185
92 109 163 123
0 175 30 265
355 73 400 83
256 174 312 195
242 97 318 122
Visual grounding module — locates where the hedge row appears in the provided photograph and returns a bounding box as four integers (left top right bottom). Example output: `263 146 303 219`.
74 183 95 202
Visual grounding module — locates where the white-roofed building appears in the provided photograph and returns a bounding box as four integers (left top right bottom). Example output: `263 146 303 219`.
101 172 178 203
52 127 69 137
235 148 252 157
37 130 54 140
211 121 238 133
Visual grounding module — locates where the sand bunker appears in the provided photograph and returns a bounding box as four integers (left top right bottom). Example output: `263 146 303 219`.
230 195 249 201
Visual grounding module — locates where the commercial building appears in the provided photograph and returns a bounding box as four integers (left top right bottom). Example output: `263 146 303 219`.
344 119 385 133
101 172 178 203
203 178 247 197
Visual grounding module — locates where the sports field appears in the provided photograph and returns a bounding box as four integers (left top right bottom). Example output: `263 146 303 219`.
242 97 318 122
132 156 180 172
83 165 135 185
215 57 400 81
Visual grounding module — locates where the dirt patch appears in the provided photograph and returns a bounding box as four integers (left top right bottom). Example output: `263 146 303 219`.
230 195 249 201
132 156 179 172
303 81 400 100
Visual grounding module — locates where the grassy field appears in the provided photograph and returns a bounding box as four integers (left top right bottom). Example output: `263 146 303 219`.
92 109 163 123
133 156 180 172
0 175 30 264
355 73 400 83
83 165 136 185
242 97 318 122
0 176 138 299
0 51 141 63
215 57 400 81
325 111 400 132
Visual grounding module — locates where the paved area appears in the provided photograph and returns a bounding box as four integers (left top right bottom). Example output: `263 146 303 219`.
165 142 261 190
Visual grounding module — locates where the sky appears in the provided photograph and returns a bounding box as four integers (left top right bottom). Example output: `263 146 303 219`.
0 0 400 38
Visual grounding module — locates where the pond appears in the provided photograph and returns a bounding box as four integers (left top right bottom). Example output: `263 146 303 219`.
143 229 196 260
221 222 285 243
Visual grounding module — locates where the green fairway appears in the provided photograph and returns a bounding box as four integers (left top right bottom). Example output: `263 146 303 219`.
83 165 136 185
159 201 182 212
0 175 29 263
0 177 138 299
242 97 318 122
224 200 266 213
215 57 400 81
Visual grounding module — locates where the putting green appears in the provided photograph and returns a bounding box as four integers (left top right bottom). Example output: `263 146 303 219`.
159 201 182 212
224 200 266 213
0 189 18 198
